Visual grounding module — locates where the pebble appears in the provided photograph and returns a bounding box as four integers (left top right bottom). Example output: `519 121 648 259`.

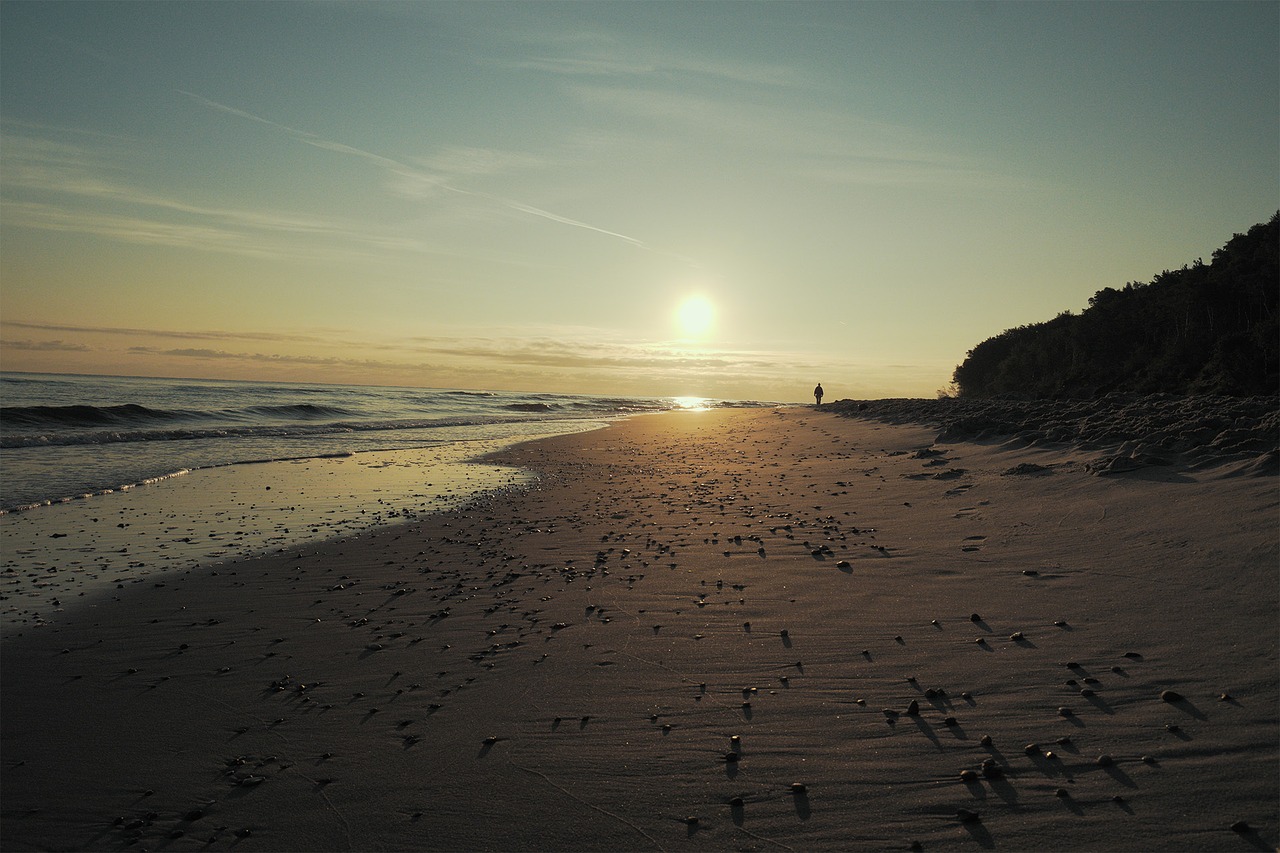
906 700 920 716
791 782 807 794
1058 706 1073 717
1160 689 1184 703
960 769 978 782
956 808 981 823
979 734 992 746
969 613 982 622
1231 820 1250 833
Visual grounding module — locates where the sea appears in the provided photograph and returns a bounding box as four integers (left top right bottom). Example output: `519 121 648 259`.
0 373 772 631
0 372 765 510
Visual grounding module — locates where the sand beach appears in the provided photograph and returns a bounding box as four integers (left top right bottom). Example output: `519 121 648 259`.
2 406 1276 852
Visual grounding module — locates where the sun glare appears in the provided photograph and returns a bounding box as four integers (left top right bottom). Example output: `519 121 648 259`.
676 295 715 338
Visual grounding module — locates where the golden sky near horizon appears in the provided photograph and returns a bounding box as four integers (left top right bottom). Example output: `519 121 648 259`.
1 1 1276 402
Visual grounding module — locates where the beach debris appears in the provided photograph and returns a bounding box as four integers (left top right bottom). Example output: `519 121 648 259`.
1096 754 1114 767
959 769 978 783
1058 706 1074 717
906 700 920 716
790 782 807 794
979 734 992 746
1009 631 1025 641
969 613 982 622
1159 689 1184 703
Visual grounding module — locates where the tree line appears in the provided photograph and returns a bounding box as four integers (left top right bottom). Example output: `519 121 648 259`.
951 212 1279 398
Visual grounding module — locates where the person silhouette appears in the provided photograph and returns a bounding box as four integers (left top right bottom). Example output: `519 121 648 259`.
813 383 823 406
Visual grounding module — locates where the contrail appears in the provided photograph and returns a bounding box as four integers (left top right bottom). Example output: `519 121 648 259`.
177 90 689 261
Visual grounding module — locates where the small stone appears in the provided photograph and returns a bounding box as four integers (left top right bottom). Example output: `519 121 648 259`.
1080 688 1095 697
956 808 981 823
1231 820 1250 833
969 613 982 622
1218 692 1233 702
1160 689 1184 703
980 759 1003 779
906 700 920 716
729 797 744 808
943 716 958 726
482 736 498 745
1055 736 1072 745
1096 754 1113 767
1024 743 1039 755
959 769 978 782
1009 631 1025 641
1165 723 1181 733
791 782 807 794
979 734 992 746
1055 788 1070 798
1058 706 1073 717
1112 795 1125 803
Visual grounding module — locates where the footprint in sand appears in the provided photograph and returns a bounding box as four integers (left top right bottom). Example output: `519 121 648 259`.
961 536 986 552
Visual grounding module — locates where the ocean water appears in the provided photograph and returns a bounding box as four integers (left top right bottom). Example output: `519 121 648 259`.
0 372 740 511
1 373 772 632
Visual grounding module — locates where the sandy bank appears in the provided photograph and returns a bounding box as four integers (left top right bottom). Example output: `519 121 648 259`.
828 395 1278 475
2 408 1276 851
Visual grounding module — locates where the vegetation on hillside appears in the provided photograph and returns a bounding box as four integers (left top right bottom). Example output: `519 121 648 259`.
951 213 1279 398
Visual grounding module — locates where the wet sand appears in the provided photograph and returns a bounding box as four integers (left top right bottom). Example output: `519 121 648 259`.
2 408 1276 851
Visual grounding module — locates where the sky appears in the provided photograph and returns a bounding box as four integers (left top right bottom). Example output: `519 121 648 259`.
1 1 1276 402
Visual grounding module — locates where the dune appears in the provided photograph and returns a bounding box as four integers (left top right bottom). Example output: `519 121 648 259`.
2 407 1275 851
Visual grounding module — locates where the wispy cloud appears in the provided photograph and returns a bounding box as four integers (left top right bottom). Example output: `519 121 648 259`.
175 91 688 261
0 338 92 352
2 320 330 345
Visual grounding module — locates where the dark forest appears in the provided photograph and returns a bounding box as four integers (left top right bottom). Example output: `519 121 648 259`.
952 213 1279 398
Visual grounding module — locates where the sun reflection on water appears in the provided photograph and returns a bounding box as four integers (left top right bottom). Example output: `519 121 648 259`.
670 396 713 410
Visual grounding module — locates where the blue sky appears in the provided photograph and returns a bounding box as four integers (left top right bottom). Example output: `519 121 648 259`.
2 1 1276 401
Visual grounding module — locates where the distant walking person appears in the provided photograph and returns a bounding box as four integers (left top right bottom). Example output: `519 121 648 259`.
813 382 824 406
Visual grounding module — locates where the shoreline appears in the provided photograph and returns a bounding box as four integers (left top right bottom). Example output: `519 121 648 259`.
3 408 1276 851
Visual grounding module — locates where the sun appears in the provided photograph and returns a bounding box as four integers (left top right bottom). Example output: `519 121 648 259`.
675 294 715 338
